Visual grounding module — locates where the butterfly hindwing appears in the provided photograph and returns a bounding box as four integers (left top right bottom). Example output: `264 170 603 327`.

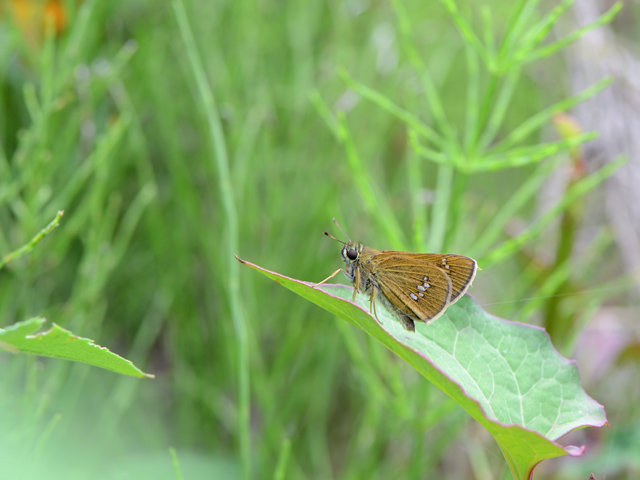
433 254 477 303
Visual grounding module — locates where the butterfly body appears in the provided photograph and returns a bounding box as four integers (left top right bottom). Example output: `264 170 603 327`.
337 240 477 332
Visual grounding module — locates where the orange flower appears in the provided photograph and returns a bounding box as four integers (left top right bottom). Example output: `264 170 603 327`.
2 0 75 44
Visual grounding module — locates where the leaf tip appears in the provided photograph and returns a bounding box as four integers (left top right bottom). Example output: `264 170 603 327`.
234 254 246 264
564 445 586 457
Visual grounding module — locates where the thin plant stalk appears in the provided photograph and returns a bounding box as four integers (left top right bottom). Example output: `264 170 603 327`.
427 165 454 253
173 2 251 480
0 210 64 270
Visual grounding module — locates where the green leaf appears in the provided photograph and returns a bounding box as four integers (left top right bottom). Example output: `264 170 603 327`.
0 318 153 378
237 256 607 480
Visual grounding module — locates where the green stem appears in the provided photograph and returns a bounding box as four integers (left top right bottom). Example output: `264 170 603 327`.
0 210 64 270
392 0 455 142
169 447 185 480
274 437 292 480
172 3 251 480
407 150 427 250
447 171 468 249
481 155 626 267
428 165 454 253
470 73 499 156
544 169 582 343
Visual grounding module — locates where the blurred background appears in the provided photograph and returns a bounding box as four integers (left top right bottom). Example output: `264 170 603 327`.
0 0 639 479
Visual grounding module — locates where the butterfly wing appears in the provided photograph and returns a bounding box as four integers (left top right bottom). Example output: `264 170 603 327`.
430 253 477 304
371 253 453 324
379 252 477 304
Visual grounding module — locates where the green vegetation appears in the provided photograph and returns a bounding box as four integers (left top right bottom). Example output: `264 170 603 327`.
0 0 636 479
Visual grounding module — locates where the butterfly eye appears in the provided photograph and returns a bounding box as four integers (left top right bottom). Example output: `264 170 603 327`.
346 249 358 260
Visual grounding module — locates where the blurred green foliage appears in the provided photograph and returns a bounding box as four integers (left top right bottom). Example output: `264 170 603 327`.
0 0 636 479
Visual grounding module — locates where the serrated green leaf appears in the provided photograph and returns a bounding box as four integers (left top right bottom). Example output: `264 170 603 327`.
0 318 153 378
237 256 607 480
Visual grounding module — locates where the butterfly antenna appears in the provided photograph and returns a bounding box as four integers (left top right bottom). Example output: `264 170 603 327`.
332 218 352 242
324 231 345 244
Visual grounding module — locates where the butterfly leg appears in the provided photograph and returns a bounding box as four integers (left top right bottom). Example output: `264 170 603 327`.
370 293 380 322
313 268 342 288
352 266 360 302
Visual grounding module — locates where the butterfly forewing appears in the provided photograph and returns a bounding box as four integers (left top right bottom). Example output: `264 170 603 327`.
371 253 453 324
373 252 476 303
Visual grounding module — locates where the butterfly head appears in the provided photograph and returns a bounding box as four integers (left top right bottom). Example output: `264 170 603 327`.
340 242 363 265
324 220 364 273
324 223 361 263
